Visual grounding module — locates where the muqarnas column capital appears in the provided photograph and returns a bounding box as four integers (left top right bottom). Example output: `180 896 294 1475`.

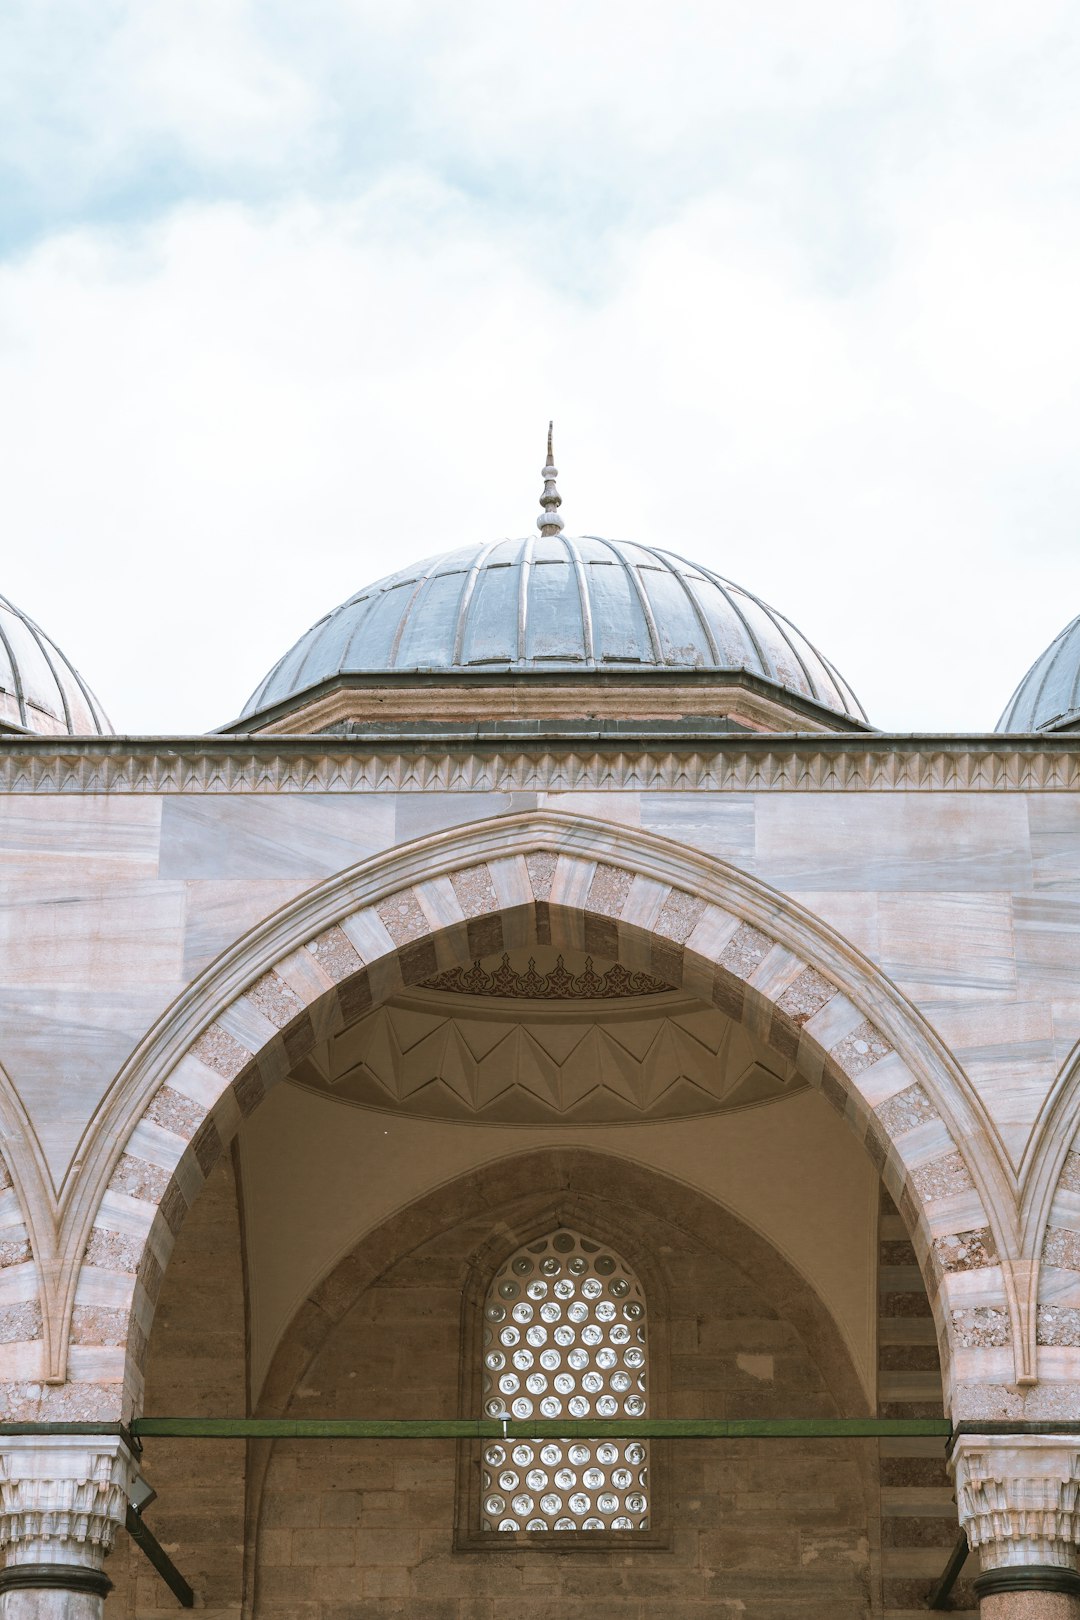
951 1433 1080 1578
0 1435 134 1572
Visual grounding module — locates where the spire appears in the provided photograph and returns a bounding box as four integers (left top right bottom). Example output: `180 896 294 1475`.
537 420 564 536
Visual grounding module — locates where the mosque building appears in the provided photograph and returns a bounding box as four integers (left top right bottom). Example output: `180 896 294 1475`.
2 433 1080 1618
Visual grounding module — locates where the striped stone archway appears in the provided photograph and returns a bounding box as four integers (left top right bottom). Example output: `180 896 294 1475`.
63 812 1012 1423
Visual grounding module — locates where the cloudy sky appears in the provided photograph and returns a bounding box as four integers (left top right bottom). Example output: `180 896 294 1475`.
2 1 1080 734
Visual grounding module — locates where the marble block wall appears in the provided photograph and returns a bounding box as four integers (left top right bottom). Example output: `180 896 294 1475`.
0 780 1074 1191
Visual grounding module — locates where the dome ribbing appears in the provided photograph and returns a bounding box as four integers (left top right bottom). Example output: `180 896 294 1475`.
240 536 867 727
0 591 112 736
998 612 1080 732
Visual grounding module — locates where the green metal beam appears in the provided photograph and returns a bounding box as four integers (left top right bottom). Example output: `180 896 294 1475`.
130 1417 952 1441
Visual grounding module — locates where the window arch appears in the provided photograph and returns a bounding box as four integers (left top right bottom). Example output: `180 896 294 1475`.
479 1228 650 1532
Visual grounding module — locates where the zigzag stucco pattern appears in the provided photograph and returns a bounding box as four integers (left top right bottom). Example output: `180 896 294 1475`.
59 847 1010 1424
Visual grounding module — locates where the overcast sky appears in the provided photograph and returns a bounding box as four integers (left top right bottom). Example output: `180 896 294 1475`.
2 1 1080 734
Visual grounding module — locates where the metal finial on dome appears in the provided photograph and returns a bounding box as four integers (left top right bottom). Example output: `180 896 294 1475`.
537 420 564 536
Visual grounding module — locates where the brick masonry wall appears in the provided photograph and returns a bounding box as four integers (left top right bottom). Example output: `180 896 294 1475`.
252 1174 875 1619
106 1155 247 1616
877 1187 974 1618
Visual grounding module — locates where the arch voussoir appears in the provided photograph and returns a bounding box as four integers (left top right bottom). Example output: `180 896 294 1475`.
64 827 1011 1421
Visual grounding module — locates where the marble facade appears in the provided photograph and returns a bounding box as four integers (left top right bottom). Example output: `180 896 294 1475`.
3 731 1080 1613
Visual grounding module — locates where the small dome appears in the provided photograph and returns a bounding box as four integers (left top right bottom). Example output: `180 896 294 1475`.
241 536 866 726
0 591 111 736
997 613 1080 732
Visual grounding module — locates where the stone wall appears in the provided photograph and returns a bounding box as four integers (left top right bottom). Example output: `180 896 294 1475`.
251 1160 875 1619
877 1187 972 1616
89 1144 964 1619
106 1154 247 1616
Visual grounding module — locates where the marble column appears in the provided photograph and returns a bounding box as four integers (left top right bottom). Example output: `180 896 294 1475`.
952 1436 1080 1618
0 1436 134 1618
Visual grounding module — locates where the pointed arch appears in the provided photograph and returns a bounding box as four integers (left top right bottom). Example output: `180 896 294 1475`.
1024 1037 1080 1371
0 1057 55 1383
48 811 1018 1421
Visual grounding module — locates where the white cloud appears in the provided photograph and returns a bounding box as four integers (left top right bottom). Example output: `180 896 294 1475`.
1 3 1080 733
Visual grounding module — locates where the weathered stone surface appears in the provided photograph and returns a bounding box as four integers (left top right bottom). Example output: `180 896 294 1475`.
933 1227 998 1273
832 1020 893 1079
876 1082 938 1138
911 1150 974 1201
146 1084 205 1140
110 1153 171 1203
450 863 498 917
306 923 364 981
775 966 837 1025
0 1301 42 1342
586 862 634 918
951 1305 1010 1347
655 890 707 943
1044 1226 1080 1271
84 1228 142 1273
525 851 558 900
1038 1304 1080 1346
248 969 308 1029
191 1022 252 1081
71 1305 128 1346
718 923 773 980
377 889 430 944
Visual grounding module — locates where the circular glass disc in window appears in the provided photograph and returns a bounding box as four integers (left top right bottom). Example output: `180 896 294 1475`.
482 1228 649 1534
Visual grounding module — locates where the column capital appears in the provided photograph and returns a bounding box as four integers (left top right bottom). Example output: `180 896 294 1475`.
0 1435 135 1571
951 1433 1080 1574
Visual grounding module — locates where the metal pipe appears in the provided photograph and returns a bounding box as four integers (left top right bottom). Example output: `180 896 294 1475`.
125 1507 195 1609
928 1530 970 1610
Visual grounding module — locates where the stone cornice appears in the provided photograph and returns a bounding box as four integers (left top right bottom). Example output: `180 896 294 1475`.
1 734 1080 792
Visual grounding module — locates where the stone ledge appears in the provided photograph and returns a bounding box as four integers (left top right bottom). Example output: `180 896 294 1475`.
2 735 1080 792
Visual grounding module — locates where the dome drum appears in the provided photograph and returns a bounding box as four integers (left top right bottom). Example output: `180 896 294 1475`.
222 663 868 738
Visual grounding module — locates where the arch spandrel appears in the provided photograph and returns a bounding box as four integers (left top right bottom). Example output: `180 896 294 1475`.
37 812 1024 1421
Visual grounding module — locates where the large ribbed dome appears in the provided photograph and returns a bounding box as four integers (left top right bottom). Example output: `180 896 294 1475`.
0 591 111 736
241 535 866 726
998 613 1080 733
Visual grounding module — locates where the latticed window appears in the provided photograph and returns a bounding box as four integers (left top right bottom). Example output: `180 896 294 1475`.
480 1229 649 1532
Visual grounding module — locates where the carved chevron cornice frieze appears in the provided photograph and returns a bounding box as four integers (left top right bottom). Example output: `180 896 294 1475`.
2 737 1080 792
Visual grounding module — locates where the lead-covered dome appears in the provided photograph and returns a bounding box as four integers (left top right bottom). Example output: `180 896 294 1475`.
241 536 865 726
998 612 1080 733
0 591 112 736
236 431 867 734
